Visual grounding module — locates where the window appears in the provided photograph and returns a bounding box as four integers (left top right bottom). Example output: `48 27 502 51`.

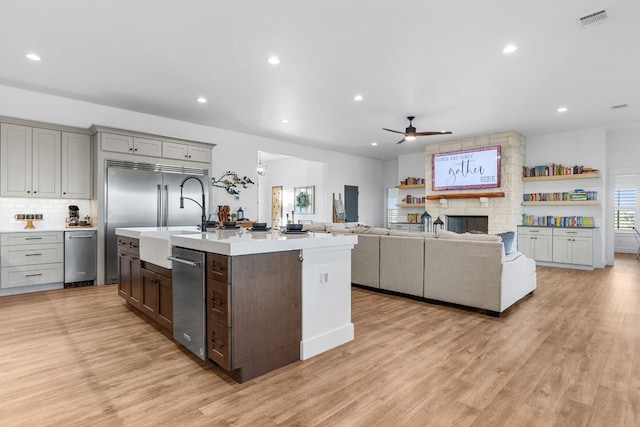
386 188 398 227
614 188 636 230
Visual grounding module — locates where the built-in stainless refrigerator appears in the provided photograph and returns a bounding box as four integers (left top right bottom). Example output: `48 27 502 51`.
105 160 208 283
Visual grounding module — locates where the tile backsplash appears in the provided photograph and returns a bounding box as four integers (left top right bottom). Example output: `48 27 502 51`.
0 198 92 230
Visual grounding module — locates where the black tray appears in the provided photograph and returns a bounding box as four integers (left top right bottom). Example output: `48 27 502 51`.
249 227 271 232
284 230 308 234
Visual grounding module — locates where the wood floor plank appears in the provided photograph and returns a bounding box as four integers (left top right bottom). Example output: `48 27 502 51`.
0 254 638 426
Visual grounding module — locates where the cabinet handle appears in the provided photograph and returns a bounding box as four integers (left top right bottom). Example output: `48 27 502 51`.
129 147 133 151
25 273 43 277
33 191 37 194
63 192 66 195
211 299 224 306
25 253 43 256
25 237 43 240
299 252 304 263
211 341 223 350
27 190 31 194
134 148 138 152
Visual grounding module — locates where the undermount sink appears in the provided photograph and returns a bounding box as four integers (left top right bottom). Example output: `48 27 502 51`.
138 229 200 269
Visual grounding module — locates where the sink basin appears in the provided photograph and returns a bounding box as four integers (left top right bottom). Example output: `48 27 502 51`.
139 229 200 269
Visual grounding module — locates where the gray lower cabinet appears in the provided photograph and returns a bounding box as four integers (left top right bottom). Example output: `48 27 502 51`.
0 232 64 294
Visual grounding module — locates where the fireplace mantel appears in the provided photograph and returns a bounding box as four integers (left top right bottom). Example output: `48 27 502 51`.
426 192 505 200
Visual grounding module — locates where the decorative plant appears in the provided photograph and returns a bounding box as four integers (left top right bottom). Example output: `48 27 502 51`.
211 171 255 195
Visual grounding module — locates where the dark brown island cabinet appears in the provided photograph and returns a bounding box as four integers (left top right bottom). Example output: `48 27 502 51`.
118 240 302 382
118 236 173 332
206 251 302 383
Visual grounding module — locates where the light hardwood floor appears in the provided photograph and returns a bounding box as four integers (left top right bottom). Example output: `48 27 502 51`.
0 254 639 426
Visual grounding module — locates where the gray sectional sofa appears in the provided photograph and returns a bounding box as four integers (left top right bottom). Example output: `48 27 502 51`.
303 223 537 316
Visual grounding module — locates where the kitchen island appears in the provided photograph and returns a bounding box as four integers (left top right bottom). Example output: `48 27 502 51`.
115 226 357 382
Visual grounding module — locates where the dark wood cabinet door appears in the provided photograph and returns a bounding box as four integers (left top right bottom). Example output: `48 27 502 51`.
156 273 173 331
128 257 142 309
118 253 131 299
140 268 158 319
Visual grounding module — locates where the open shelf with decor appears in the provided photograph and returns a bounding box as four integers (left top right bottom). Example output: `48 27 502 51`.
395 183 425 189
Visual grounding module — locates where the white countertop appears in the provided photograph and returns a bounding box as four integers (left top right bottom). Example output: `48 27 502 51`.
171 229 358 256
0 227 97 233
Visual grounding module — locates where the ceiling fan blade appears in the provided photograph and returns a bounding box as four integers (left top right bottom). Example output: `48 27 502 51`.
382 128 406 135
396 138 406 144
414 131 452 136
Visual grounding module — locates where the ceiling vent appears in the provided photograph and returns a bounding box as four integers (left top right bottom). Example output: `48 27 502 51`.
611 104 629 110
578 10 608 28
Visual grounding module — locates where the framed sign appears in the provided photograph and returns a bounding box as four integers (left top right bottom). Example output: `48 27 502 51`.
432 146 501 191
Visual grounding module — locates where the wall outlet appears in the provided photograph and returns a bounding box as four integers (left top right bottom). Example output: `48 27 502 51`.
320 265 328 283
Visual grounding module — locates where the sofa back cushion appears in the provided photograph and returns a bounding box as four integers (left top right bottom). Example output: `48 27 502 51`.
437 230 501 242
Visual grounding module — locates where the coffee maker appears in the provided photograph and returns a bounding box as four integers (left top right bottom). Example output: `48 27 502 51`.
67 205 80 226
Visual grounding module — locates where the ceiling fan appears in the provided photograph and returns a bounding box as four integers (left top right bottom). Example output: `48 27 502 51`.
383 116 452 144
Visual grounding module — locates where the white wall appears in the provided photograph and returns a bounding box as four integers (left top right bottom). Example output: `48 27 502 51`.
0 84 385 228
397 152 426 184
257 157 326 225
608 127 640 256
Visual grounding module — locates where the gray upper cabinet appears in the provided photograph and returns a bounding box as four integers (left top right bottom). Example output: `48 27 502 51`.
162 141 211 163
62 132 92 199
1 123 61 198
101 133 162 157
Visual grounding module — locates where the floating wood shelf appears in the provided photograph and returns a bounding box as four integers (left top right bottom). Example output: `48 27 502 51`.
395 184 425 189
396 203 425 208
522 171 600 182
522 200 600 206
426 192 505 200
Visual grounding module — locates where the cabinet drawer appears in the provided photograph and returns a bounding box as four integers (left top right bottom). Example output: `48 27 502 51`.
553 229 593 238
118 237 140 256
207 318 231 370
1 243 63 267
517 227 553 237
207 279 231 326
1 263 64 288
1 232 63 246
206 253 229 283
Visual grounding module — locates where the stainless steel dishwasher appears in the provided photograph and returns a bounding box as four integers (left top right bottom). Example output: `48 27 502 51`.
64 230 97 287
169 246 206 360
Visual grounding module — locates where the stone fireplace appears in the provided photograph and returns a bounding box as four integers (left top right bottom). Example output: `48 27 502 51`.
424 131 525 234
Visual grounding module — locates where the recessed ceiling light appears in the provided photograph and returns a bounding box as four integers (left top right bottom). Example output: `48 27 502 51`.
502 44 517 54
196 97 207 103
354 94 363 102
371 142 378 146
557 107 568 113
26 53 41 61
280 119 289 124
268 56 280 65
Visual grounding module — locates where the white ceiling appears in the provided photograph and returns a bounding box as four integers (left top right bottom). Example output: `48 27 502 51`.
1 1 639 159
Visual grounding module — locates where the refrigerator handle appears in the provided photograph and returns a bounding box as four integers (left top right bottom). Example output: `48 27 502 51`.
157 184 162 227
164 185 169 226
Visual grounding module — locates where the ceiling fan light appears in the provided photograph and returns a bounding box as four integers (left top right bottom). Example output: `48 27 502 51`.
405 135 416 141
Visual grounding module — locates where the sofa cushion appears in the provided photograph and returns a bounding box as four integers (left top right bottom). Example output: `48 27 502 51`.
326 225 353 233
437 230 501 242
496 231 515 254
302 223 327 232
356 227 390 235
